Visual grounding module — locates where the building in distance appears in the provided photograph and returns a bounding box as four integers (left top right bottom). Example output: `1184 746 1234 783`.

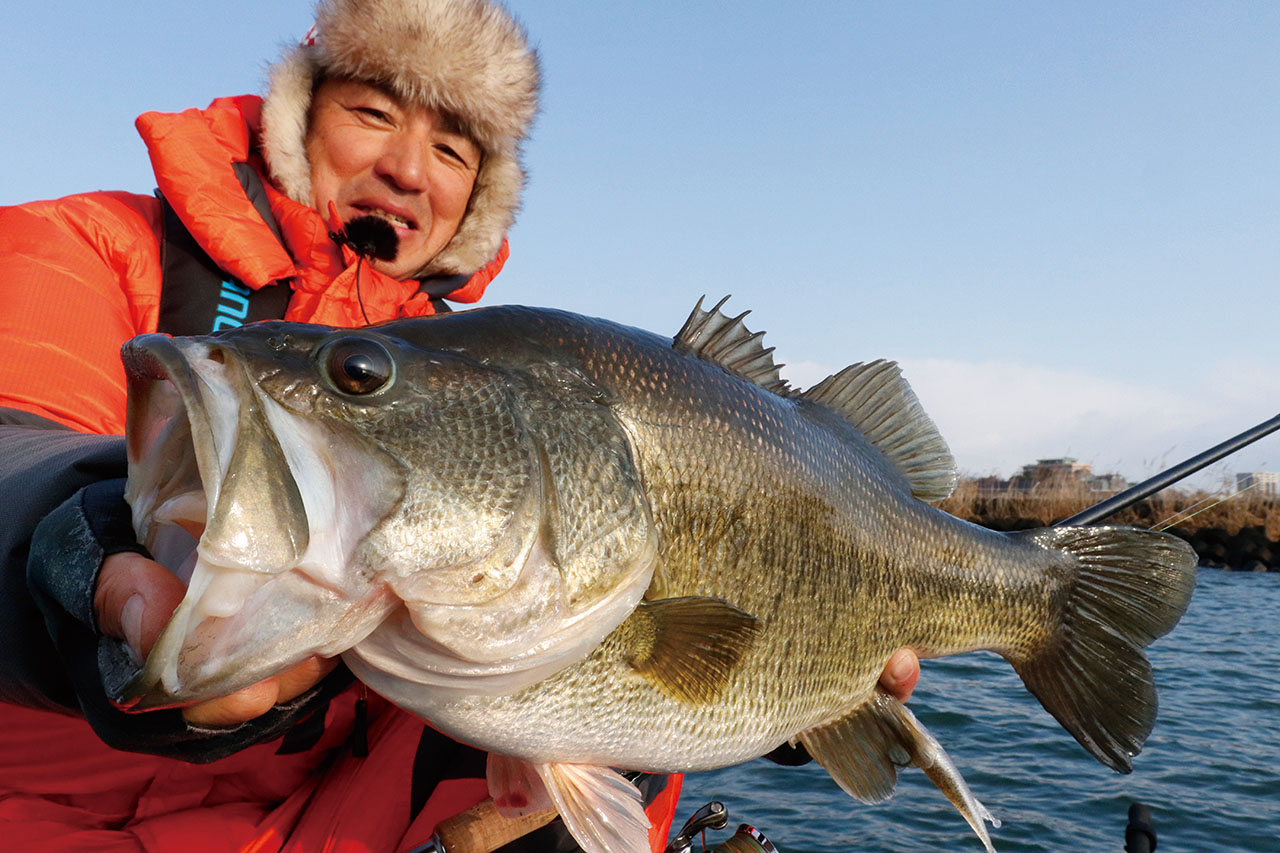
1237 472 1279 497
977 458 1128 494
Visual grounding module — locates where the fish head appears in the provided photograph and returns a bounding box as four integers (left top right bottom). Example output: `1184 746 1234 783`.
118 323 409 707
117 315 657 710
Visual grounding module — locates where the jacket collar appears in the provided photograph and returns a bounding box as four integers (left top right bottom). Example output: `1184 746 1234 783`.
137 96 305 290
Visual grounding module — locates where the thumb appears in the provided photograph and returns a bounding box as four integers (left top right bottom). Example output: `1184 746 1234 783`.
879 647 921 703
94 552 187 660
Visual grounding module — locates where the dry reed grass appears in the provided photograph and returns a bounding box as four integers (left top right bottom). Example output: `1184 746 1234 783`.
938 477 1280 540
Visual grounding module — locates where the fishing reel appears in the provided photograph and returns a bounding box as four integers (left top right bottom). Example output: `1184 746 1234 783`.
665 801 779 853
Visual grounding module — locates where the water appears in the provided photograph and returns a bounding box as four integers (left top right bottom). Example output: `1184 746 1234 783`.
679 570 1280 852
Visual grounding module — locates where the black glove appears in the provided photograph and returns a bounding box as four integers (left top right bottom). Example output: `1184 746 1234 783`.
81 477 152 561
28 479 143 637
0 420 129 711
27 478 347 762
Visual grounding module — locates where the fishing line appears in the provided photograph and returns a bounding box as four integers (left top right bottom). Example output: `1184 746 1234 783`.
1153 480 1260 532
1055 411 1280 527
1149 489 1230 531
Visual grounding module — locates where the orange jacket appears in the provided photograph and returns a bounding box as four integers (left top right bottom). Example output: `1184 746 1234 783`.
0 96 680 852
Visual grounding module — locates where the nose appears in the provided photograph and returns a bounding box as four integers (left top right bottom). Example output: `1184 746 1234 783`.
374 128 431 193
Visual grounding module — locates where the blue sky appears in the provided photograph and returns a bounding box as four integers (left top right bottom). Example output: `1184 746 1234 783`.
5 1 1278 488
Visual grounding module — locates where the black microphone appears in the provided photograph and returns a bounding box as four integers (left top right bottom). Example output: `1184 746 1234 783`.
330 214 399 262
329 214 401 326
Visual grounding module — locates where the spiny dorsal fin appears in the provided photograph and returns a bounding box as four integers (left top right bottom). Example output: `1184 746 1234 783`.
803 360 958 501
626 596 763 704
673 296 792 394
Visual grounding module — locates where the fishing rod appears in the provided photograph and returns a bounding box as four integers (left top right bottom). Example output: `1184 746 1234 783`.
1054 411 1280 527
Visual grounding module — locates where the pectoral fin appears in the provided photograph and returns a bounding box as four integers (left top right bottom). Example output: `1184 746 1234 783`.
625 597 763 704
486 756 646 853
499 761 650 853
487 752 555 816
799 690 1000 853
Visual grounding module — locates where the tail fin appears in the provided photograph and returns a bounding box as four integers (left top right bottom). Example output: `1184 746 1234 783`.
1008 525 1197 773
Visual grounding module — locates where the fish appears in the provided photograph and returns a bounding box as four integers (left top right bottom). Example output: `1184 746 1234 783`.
116 299 1198 853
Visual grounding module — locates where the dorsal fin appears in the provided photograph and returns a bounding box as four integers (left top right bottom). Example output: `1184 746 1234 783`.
803 360 958 501
673 296 791 394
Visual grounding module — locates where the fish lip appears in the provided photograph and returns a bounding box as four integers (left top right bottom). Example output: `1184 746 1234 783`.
122 335 223 538
115 330 405 710
120 334 290 707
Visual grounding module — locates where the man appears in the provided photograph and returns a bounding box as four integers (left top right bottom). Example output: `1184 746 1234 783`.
0 0 919 849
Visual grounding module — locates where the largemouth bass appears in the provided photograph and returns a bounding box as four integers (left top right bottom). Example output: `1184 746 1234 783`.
117 299 1197 852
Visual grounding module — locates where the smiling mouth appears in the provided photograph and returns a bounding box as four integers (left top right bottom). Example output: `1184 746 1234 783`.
354 205 416 231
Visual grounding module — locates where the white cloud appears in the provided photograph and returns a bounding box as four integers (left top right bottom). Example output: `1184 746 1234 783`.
781 358 1280 488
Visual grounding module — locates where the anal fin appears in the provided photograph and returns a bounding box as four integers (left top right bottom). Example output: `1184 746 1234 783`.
625 596 763 704
799 690 1000 852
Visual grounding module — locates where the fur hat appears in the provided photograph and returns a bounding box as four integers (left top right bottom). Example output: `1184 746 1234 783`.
261 0 540 277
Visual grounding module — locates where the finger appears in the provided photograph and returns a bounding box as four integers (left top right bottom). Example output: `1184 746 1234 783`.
94 552 186 659
182 678 282 726
879 647 920 703
181 656 340 726
275 656 341 704
97 554 340 725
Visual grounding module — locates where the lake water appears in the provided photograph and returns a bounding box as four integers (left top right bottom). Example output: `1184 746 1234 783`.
679 569 1280 852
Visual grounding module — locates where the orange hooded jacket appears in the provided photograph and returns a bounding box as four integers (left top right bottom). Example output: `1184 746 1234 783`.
0 96 680 852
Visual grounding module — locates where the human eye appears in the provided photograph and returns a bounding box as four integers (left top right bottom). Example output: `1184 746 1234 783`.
353 105 394 125
435 135 479 170
435 143 465 164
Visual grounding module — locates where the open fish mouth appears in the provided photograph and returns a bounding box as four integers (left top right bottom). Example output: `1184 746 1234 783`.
116 334 400 709
124 337 244 585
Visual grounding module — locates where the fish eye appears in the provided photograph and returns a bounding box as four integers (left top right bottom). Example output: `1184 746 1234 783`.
323 337 395 396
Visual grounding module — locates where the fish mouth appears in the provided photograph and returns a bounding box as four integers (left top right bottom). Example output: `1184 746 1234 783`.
122 335 255 599
116 334 400 710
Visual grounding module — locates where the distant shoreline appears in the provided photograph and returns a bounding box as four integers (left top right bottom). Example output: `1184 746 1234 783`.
939 480 1279 572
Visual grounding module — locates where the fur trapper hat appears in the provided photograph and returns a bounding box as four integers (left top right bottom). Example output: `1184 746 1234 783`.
261 0 540 277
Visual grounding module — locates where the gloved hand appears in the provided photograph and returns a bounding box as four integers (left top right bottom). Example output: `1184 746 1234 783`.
95 550 338 725
28 477 347 760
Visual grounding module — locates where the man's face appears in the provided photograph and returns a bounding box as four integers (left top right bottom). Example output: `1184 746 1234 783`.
305 78 481 280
